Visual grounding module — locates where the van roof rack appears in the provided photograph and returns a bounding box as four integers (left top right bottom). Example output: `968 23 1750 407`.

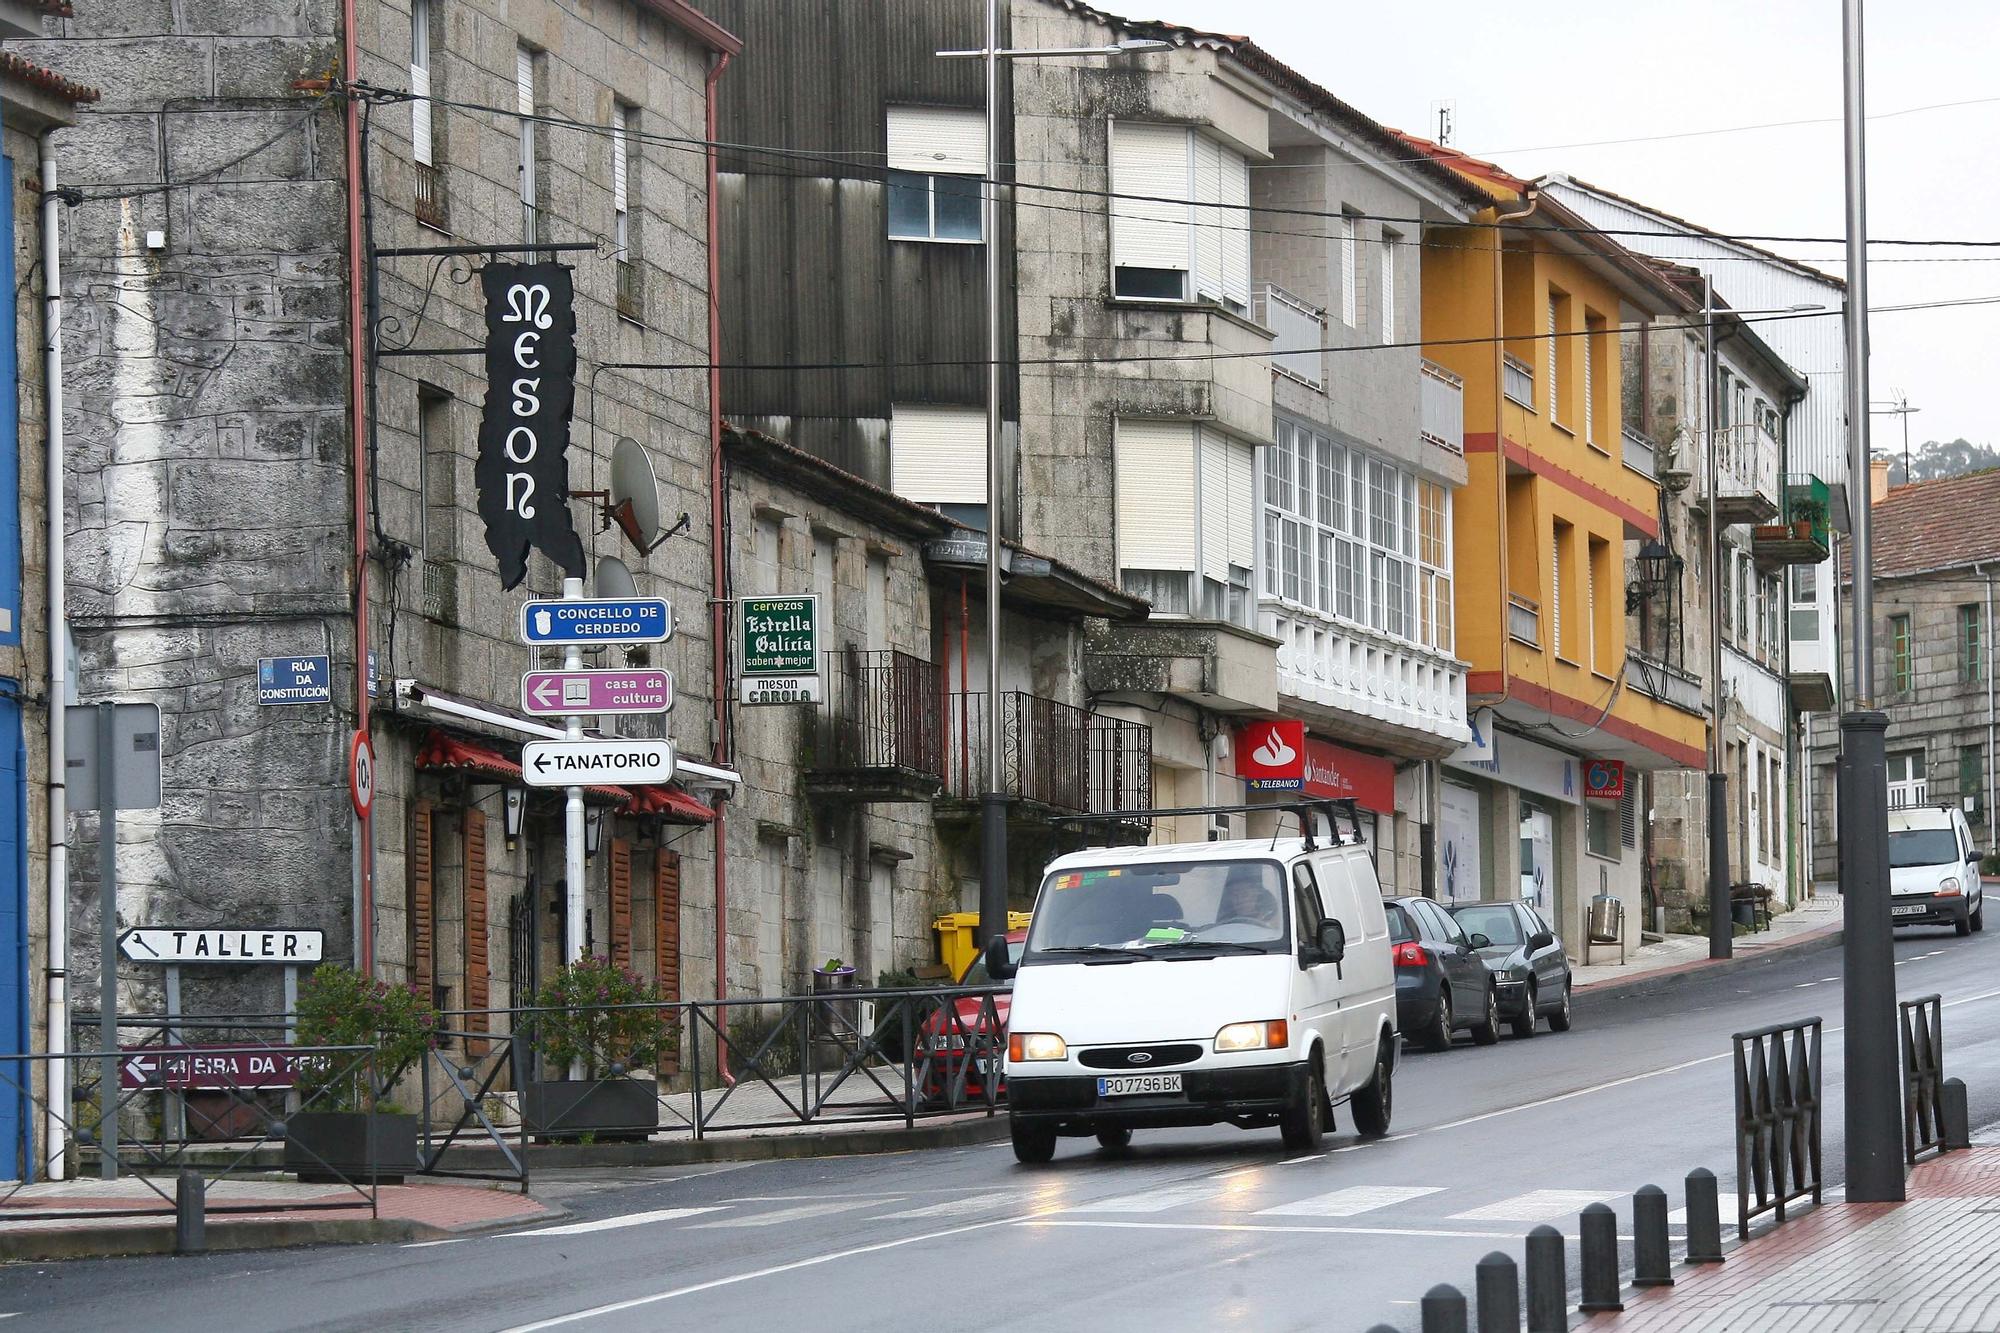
1057 799 1365 852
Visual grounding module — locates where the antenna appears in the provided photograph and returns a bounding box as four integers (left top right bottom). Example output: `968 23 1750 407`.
1429 99 1456 146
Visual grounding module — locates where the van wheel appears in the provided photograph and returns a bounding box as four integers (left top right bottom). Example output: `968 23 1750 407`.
1350 1039 1394 1138
1471 987 1502 1046
1974 898 1986 933
1010 1119 1057 1165
1957 904 1974 937
1095 1127 1132 1150
1280 1061 1326 1152
1422 987 1454 1052
1511 983 1539 1039
1547 982 1574 1032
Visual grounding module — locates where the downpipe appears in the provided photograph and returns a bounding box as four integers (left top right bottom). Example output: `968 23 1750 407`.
704 47 735 1087
39 132 67 1179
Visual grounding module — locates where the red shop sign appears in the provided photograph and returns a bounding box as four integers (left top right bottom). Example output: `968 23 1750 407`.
1300 737 1396 813
1235 720 1306 791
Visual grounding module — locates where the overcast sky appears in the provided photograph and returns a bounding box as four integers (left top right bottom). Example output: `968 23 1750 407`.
1159 0 1999 453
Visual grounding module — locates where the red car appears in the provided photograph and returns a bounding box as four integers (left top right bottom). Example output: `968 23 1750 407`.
917 931 1025 1104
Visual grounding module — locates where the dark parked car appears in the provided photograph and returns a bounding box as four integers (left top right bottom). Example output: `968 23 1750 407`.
1385 897 1499 1051
1445 901 1574 1038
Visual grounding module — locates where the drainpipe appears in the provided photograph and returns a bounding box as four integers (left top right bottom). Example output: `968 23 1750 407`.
1488 188 1539 708
704 48 733 1080
341 0 374 974
38 133 66 1180
1980 562 1997 854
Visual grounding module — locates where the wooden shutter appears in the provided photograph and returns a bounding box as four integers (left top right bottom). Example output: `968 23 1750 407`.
463 809 489 1052
653 852 681 1001
609 837 633 970
1109 121 1191 275
886 106 985 174
890 404 985 505
1115 419 1197 573
409 802 434 1002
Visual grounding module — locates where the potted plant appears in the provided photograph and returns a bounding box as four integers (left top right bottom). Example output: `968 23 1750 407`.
522 957 678 1142
1789 494 1828 540
285 964 439 1183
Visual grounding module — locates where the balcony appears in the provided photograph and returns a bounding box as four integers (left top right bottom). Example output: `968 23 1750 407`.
1752 473 1832 570
1502 353 1535 410
1421 359 1464 453
1507 593 1540 648
1696 423 1780 527
1262 603 1469 754
616 257 643 324
1621 425 1658 482
1625 651 1705 717
1254 283 1324 390
1085 619 1279 715
415 162 450 233
941 691 1151 816
421 559 456 623
805 649 942 803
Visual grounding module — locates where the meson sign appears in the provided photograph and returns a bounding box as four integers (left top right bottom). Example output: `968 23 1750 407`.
474 263 586 591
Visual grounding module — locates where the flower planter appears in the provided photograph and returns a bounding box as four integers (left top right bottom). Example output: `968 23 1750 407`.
523 1077 660 1142
283 1110 420 1184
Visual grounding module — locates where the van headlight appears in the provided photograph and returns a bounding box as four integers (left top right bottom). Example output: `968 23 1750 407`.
1213 1020 1289 1053
1939 877 1963 897
1009 1032 1066 1062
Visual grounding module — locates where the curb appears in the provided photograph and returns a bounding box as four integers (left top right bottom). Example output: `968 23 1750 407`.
1575 922 1844 1003
0 1215 444 1263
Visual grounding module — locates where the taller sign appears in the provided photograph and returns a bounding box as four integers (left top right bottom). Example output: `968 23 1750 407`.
475 263 585 590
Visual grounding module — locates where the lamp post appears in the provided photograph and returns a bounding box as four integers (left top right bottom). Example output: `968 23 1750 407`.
939 12 1169 957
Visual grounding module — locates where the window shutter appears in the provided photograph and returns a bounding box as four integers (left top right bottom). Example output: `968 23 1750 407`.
890 404 986 505
1219 147 1250 309
1583 327 1595 441
886 106 986 174
463 809 489 1053
654 852 681 1004
1191 134 1224 303
515 47 534 117
1586 544 1597 670
611 105 629 215
1380 239 1395 341
1551 531 1563 656
1226 433 1254 573
409 802 434 1003
1546 295 1559 419
410 65 432 167
1110 121 1192 274
1115 419 1197 572
1340 215 1358 326
1198 427 1229 581
609 837 632 970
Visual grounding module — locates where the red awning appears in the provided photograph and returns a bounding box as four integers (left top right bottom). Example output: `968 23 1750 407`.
623 784 716 824
414 730 630 804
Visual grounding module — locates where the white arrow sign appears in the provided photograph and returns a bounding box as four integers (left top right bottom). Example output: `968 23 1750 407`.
521 739 677 788
119 928 324 965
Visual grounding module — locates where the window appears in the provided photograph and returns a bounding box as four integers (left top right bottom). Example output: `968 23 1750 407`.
1720 548 1733 638
1734 551 1749 648
1110 122 1250 310
1962 745 1986 820
1962 605 1985 683
1418 479 1452 653
1117 419 1254 626
1552 521 1573 661
1766 574 1784 665
890 404 986 524
1583 313 1605 446
611 103 641 320
1339 212 1359 326
417 388 452 559
1891 613 1914 692
886 106 985 242
887 171 982 242
1791 563 1820 641
516 45 539 243
1887 749 1927 809
1768 753 1782 863
1588 536 1612 673
1380 230 1398 341
1546 289 1569 426
1586 803 1616 859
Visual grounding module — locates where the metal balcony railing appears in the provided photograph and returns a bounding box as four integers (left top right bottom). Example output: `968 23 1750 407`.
1625 650 1705 715
943 691 1151 814
616 258 642 323
1420 359 1464 452
1622 425 1659 481
1507 593 1540 647
821 649 941 778
421 559 456 623
1502 353 1535 409
1254 283 1324 389
415 162 449 232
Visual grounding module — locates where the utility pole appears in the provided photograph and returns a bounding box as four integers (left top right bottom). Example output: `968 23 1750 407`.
1704 275 1731 962
977 0 1008 967
1838 0 1904 1205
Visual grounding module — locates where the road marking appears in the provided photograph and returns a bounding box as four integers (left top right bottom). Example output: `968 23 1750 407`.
1031 1218 1522 1240
401 1238 472 1249
1450 1190 1613 1222
876 1193 1017 1221
503 1207 726 1237
494 1213 1038 1331
692 1199 882 1229
1257 1185 1446 1218
1278 1132 1414 1165
1794 981 1821 987
1065 1181 1220 1213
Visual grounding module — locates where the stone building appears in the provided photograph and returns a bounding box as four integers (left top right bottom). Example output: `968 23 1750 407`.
1811 466 2000 871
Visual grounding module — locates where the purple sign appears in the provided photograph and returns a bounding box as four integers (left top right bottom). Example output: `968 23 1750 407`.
120 1045 308 1091
521 669 674 716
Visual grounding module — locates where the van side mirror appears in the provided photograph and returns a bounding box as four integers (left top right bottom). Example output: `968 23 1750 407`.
1529 931 1556 952
1316 919 1346 963
983 935 1016 981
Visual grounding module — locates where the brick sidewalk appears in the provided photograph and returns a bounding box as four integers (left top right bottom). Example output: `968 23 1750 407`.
1583 1147 2000 1331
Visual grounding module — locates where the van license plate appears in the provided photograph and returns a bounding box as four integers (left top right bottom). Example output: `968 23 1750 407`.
1892 903 1926 917
1096 1074 1181 1098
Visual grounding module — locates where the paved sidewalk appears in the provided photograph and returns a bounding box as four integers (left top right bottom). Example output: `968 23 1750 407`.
1582 1141 2000 1330
1573 898 1842 994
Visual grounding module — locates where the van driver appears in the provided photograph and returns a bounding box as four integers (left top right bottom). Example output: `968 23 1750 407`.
1215 868 1281 934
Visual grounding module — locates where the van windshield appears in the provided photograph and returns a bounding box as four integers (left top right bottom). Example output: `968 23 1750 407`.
1023 860 1290 961
1890 828 1961 868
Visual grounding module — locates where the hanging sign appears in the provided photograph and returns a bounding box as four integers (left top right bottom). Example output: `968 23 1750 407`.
475 262 586 591
739 596 822 705
1583 759 1627 799
1235 719 1306 791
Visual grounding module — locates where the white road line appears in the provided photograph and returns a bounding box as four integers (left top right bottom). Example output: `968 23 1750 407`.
692 1199 882 1229
401 1238 472 1249
876 1193 1017 1221
1065 1181 1220 1214
1031 1218 1521 1240
1450 1190 1614 1222
503 1207 726 1237
1256 1185 1446 1218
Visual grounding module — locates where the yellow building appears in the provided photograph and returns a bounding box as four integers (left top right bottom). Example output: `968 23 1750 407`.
1402 133 1707 951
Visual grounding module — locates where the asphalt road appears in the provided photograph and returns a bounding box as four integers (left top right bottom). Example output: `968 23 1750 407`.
10 922 2000 1333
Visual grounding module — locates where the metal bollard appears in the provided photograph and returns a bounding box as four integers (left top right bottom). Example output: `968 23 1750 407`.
1944 1077 1972 1151
1524 1224 1567 1333
174 1169 206 1255
1475 1250 1521 1333
1421 1283 1469 1333
1578 1202 1623 1313
1685 1167 1725 1264
1633 1184 1674 1287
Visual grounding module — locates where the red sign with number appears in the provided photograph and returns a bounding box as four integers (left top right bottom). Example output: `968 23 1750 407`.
1583 759 1626 799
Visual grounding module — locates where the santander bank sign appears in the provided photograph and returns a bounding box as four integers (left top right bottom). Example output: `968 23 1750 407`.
1236 719 1306 791
1235 721 1397 812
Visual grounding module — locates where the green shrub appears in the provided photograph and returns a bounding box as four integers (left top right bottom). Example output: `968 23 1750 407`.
526 956 678 1081
292 964 440 1113
726 1008 801 1080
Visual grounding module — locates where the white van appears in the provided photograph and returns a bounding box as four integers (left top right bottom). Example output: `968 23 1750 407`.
990 811 1397 1164
1889 804 1985 935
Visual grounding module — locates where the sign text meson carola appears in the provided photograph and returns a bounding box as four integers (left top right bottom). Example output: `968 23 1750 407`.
475 262 586 590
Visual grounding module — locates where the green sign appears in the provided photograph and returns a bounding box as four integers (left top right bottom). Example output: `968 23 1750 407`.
740 596 818 675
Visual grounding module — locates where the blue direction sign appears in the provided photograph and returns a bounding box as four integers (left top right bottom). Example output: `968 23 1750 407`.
257 655 331 706
519 597 673 646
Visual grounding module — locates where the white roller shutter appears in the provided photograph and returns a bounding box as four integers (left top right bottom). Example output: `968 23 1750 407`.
887 106 986 174
1110 121 1191 275
1218 144 1250 310
516 46 534 116
1546 294 1559 419
1339 215 1358 326
1195 427 1256 580
1116 419 1197 572
1226 434 1254 572
410 0 431 166
611 104 629 214
1191 134 1224 304
891 404 986 505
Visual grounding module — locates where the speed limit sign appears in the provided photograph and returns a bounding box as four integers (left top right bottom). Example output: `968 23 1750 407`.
349 730 376 818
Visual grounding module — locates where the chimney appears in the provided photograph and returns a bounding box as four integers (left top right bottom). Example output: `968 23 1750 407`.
1870 458 1891 505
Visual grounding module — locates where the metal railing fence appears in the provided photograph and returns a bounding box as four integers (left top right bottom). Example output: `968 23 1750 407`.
1901 993 1946 1165
1731 1015 1823 1239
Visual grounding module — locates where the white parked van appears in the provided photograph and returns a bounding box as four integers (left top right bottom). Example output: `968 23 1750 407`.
991 810 1397 1164
1889 804 1985 935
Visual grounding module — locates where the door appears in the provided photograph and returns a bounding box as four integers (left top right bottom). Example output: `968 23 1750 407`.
1524 905 1567 1007
1520 804 1555 915
1417 900 1487 1007
1289 861 1347 1090
1316 851 1386 1081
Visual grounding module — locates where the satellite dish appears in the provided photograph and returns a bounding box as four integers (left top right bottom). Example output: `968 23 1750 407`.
596 555 639 600
609 437 662 554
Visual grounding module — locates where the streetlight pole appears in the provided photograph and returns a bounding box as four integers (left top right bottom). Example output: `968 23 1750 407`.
1838 0 1904 1206
1704 276 1732 961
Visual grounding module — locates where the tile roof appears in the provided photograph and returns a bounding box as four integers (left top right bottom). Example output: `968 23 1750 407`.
0 51 99 105
1842 469 2000 582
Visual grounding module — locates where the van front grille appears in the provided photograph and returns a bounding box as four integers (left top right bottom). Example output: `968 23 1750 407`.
1078 1043 1203 1070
